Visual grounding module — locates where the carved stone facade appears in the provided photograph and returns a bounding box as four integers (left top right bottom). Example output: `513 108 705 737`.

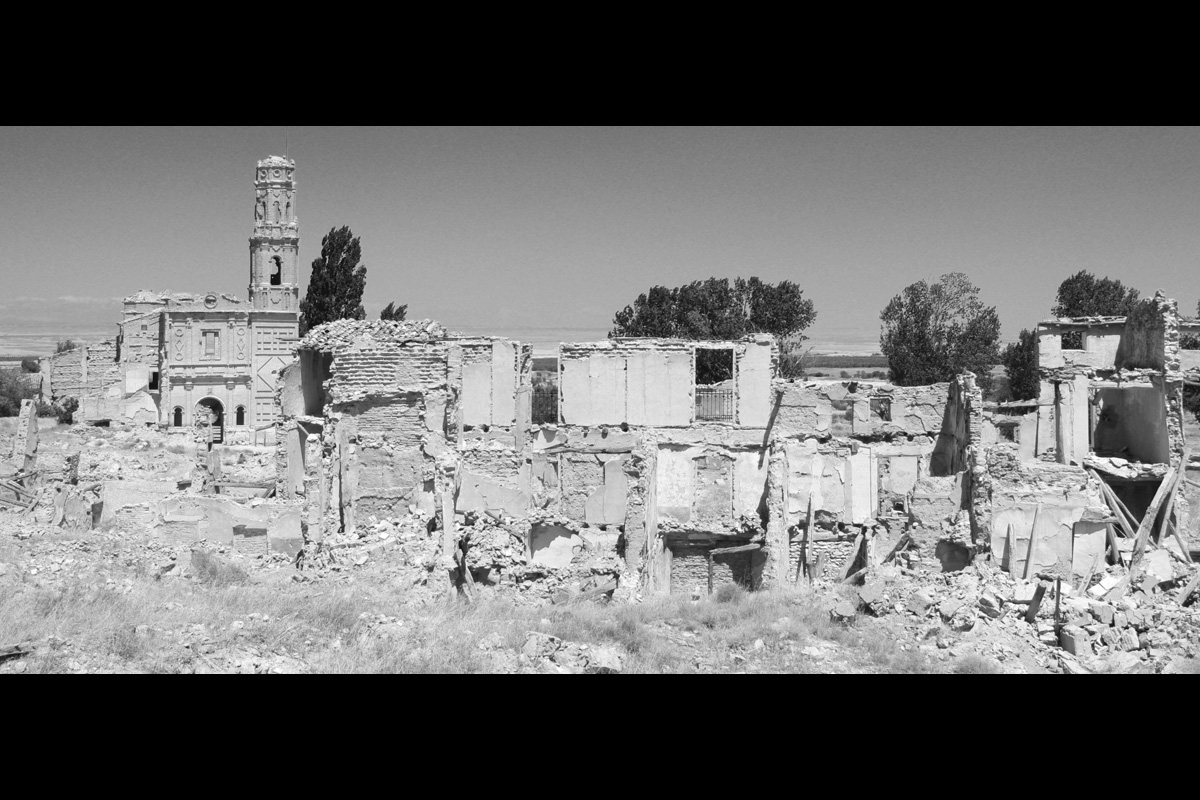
48 156 301 443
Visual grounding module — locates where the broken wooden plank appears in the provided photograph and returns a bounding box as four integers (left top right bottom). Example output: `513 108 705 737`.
0 644 30 662
1006 524 1014 573
1105 523 1124 568
1023 505 1042 580
1024 584 1047 624
1078 548 1103 595
1177 571 1200 606
1129 468 1179 584
838 532 865 580
812 553 826 580
799 496 814 583
1088 468 1138 538
706 551 714 596
1167 515 1192 565
710 543 762 556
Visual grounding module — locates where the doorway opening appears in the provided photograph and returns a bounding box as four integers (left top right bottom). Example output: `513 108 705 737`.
196 397 225 443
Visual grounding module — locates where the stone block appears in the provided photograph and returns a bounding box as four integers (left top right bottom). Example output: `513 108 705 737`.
1089 602 1115 626
1059 625 1089 656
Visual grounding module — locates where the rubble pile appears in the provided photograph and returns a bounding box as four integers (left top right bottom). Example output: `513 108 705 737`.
843 551 1200 674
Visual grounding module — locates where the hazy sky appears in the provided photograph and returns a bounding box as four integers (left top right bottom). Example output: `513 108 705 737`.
2 126 1198 355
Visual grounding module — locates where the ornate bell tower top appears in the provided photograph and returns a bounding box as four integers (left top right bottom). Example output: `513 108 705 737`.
249 155 300 311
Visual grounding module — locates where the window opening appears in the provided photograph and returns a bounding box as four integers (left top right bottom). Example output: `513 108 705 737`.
695 348 734 421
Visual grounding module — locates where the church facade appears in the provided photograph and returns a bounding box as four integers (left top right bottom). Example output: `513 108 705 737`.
48 156 301 443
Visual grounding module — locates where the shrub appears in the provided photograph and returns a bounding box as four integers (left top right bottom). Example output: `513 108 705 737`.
20 358 39 373
55 339 78 354
56 397 79 425
714 583 746 604
190 550 249 586
953 654 1003 674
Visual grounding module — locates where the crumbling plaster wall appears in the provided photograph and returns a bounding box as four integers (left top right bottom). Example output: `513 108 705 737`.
48 340 158 424
1038 320 1125 372
982 447 1108 579
557 335 776 428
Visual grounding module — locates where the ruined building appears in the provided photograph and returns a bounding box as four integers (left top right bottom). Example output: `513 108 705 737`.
274 316 994 598
45 156 300 443
276 291 1198 600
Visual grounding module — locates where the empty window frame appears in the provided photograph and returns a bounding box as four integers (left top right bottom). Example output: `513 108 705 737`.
695 347 734 421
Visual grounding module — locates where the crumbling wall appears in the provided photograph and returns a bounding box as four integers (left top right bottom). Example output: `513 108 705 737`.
1038 320 1125 372
1116 298 1167 372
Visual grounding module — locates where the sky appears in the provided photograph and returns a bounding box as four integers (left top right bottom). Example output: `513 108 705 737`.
2 126 1199 357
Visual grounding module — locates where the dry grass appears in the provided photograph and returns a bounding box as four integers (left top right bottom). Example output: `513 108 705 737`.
189 551 249 586
0 570 939 674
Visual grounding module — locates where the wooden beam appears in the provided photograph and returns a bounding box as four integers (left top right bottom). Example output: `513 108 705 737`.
1024 584 1047 624
1104 523 1124 568
1178 571 1200 606
839 533 865 580
1006 524 1014 574
1024 505 1042 580
1088 468 1137 538
1129 468 1179 584
1078 548 1102 595
1168 515 1193 565
710 543 761 556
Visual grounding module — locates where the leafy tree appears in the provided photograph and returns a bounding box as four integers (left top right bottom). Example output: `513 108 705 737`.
0 368 35 417
610 277 817 380
20 358 39 373
299 226 367 335
380 302 407 322
55 339 77 354
1052 271 1140 349
1001 328 1039 401
880 272 1002 394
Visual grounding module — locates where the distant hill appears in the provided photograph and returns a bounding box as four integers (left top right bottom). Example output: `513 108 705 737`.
532 357 558 372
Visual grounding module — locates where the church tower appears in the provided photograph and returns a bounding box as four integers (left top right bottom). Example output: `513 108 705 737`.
249 155 300 310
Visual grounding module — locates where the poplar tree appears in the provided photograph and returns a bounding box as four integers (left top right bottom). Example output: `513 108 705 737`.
299 226 367 334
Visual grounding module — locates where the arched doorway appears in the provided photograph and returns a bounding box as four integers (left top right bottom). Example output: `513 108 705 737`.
196 397 225 444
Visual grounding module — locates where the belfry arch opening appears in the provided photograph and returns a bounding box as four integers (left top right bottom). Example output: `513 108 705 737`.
270 256 282 286
196 397 225 443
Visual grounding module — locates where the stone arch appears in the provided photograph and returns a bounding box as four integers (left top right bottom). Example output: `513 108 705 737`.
196 397 225 443
172 406 183 426
235 405 246 426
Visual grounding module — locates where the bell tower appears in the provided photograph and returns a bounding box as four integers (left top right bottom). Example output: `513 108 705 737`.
249 155 300 310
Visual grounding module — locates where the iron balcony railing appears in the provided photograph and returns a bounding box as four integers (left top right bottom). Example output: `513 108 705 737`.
695 387 734 421
532 387 558 425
